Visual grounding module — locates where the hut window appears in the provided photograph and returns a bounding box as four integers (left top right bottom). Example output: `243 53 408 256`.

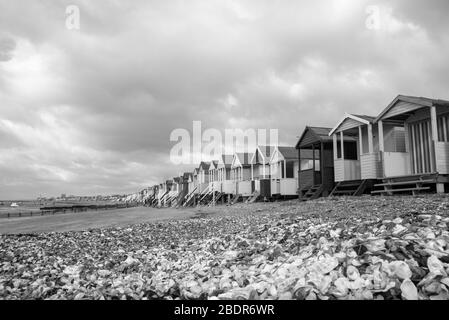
300 160 320 171
280 161 285 178
337 141 358 160
393 127 406 152
286 162 294 178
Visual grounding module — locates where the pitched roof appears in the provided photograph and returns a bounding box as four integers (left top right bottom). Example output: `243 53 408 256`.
329 113 376 136
276 146 298 160
375 95 449 122
183 172 192 180
217 154 233 168
351 114 376 122
258 146 275 158
198 161 210 171
295 126 333 148
251 145 275 164
209 160 218 170
234 153 253 166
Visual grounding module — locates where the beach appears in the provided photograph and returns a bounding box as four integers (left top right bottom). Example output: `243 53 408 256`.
1 195 449 300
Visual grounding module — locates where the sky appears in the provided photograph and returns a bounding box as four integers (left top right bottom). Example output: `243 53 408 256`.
1 0 449 199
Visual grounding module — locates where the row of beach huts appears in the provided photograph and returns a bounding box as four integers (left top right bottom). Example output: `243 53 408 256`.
142 95 449 208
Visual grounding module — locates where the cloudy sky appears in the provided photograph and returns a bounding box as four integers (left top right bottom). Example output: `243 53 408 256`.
1 0 449 199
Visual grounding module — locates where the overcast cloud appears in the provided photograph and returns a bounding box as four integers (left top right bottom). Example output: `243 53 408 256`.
1 0 449 199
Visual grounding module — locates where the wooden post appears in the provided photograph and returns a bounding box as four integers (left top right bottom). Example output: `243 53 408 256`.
283 160 287 179
262 161 267 179
368 124 374 154
378 121 384 152
298 147 301 194
312 144 316 186
333 134 338 160
340 131 345 160
358 126 363 158
320 142 324 185
340 131 345 180
430 106 438 173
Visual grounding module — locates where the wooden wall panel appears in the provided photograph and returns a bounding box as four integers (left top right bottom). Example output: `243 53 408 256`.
436 142 449 174
360 153 383 179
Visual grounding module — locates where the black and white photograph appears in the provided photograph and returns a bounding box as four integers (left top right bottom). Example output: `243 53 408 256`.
1 0 449 312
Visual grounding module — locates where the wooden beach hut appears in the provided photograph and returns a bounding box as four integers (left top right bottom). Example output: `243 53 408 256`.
159 180 173 207
198 162 211 195
295 127 335 200
156 182 167 207
208 160 220 192
269 146 299 198
231 153 253 201
371 95 449 194
175 173 190 206
250 146 274 200
217 154 234 202
329 114 382 196
182 172 197 206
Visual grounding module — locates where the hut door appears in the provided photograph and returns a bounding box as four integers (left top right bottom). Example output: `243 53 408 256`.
409 120 432 174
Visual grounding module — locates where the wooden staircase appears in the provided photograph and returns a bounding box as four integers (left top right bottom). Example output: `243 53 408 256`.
299 185 324 201
229 194 241 205
197 187 213 206
207 192 223 206
330 180 370 197
245 191 260 204
182 187 198 207
371 173 438 196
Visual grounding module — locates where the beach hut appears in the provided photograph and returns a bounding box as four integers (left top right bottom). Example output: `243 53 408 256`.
192 168 200 194
186 172 194 194
231 153 254 200
163 179 175 206
198 162 211 195
217 154 234 201
250 146 274 200
172 174 189 206
208 160 220 192
269 146 300 198
328 114 384 196
182 172 198 206
156 182 167 207
150 185 159 206
157 180 173 207
295 127 335 200
372 95 449 194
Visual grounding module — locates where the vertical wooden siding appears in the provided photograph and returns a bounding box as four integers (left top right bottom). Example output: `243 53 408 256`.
409 120 432 174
